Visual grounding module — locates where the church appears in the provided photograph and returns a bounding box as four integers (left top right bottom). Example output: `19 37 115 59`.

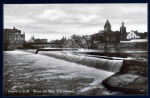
87 19 128 49
102 19 121 49
120 21 127 41
103 19 121 43
89 19 147 49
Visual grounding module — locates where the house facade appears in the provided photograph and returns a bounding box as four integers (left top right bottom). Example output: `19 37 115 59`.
127 30 140 40
3 27 25 50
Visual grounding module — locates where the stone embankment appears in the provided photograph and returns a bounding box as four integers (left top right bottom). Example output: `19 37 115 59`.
102 60 148 94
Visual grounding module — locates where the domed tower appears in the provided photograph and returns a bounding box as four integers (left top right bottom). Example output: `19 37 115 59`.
120 21 127 40
104 19 111 32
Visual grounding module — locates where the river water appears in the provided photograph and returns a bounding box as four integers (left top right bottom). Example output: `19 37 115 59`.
3 50 123 96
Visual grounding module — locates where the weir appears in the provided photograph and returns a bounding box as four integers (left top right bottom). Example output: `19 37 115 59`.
37 50 123 73
35 48 78 54
77 56 123 72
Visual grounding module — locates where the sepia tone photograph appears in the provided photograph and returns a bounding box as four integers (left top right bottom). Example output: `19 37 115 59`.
3 4 148 96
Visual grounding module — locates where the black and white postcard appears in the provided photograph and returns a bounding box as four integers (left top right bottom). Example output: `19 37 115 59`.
3 4 148 96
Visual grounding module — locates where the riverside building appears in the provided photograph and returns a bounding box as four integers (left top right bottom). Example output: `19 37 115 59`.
3 27 25 50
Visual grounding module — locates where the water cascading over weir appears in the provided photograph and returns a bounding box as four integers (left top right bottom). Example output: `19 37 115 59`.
35 49 123 73
78 56 123 72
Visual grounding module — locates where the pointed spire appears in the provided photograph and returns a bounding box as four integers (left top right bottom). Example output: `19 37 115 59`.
31 35 34 39
33 35 34 39
104 19 111 28
122 21 124 27
13 27 16 30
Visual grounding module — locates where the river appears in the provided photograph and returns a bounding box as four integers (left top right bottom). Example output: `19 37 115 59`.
3 50 123 96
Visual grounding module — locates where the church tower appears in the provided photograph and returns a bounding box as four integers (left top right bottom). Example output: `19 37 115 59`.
104 19 112 43
102 19 120 51
104 19 111 32
120 21 127 40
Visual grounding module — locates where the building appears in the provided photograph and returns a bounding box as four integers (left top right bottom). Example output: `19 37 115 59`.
90 19 147 50
41 39 47 43
137 32 147 39
120 22 147 40
127 30 140 40
28 35 48 43
3 27 25 50
34 39 42 43
103 19 121 43
88 19 122 49
120 21 127 41
104 19 111 33
102 19 121 50
82 35 92 45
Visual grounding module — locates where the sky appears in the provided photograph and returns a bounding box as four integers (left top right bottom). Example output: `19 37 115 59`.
4 4 147 42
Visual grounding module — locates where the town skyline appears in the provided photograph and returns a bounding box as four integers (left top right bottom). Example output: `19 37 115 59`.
4 4 147 41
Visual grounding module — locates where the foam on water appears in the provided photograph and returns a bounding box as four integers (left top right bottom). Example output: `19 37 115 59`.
38 51 123 72
4 50 120 95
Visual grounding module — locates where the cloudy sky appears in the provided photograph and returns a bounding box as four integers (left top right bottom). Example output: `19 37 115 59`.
4 4 147 41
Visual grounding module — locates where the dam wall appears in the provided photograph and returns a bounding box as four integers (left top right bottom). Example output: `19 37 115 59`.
38 51 123 73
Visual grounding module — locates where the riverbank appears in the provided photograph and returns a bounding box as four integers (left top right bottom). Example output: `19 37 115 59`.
102 73 148 94
102 60 148 94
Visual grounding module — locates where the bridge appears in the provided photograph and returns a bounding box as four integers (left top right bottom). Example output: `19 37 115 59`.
23 43 63 48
